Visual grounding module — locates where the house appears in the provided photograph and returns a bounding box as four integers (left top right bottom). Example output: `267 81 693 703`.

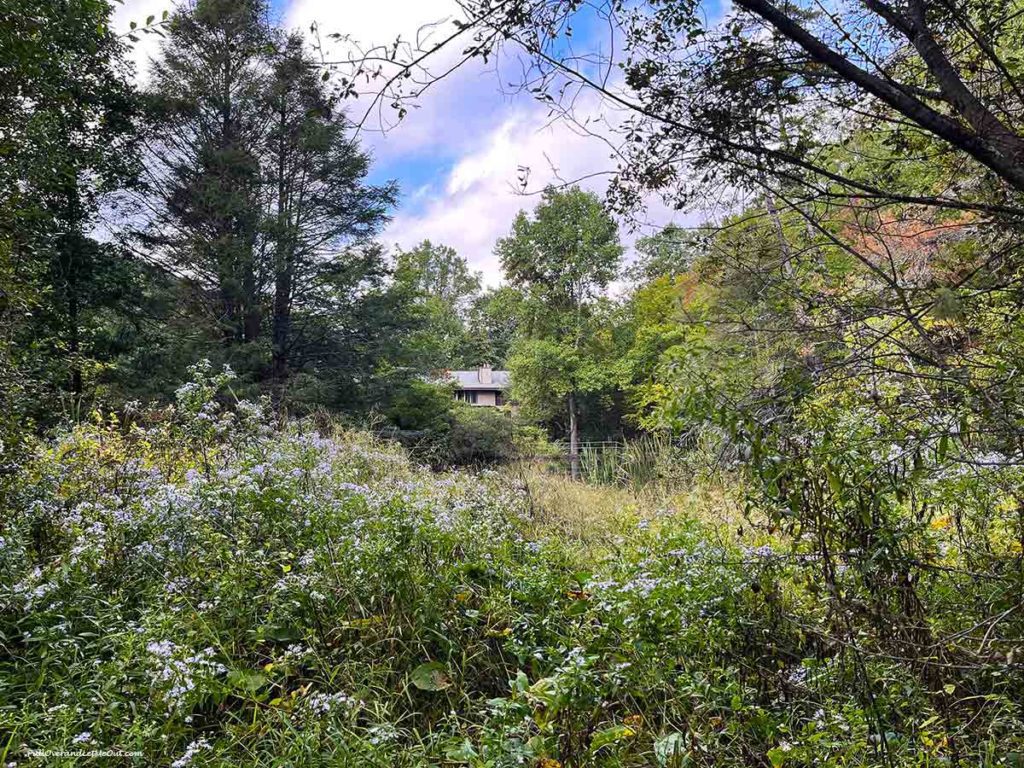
443 365 510 406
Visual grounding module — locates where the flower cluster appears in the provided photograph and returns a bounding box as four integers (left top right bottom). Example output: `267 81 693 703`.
304 691 358 717
147 641 226 712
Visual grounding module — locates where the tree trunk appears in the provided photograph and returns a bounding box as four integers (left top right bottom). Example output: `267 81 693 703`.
271 94 292 405
242 267 261 342
271 256 292 398
68 272 82 396
568 391 580 481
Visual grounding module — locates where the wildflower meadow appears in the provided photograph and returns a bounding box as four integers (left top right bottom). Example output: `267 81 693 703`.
1 365 1021 766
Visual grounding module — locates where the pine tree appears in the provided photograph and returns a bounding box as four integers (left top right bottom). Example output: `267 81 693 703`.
264 35 395 392
139 0 272 347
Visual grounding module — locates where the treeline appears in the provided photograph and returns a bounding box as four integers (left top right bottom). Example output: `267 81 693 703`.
0 0 523 458
0 0 681 469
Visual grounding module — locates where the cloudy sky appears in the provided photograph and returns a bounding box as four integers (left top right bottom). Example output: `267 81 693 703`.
113 0 694 285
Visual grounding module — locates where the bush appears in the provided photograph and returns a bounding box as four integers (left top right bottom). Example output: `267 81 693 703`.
385 379 454 432
445 402 516 466
385 383 519 467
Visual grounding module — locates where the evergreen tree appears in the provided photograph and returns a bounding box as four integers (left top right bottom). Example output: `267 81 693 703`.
137 0 272 349
265 35 396 393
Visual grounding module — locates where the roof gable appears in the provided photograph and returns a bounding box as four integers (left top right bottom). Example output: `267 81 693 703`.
444 369 510 390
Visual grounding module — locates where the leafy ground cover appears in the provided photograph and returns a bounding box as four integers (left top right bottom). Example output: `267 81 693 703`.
1 367 1020 766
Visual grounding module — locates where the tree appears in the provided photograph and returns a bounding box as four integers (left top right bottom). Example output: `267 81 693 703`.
627 225 702 284
132 2 396 401
435 0 1024 215
136 0 272 349
264 35 396 393
393 240 481 311
392 241 482 369
464 286 523 367
496 186 621 478
1 0 138 435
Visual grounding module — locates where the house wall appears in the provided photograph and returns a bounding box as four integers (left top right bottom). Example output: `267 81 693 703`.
474 391 498 407
454 389 501 406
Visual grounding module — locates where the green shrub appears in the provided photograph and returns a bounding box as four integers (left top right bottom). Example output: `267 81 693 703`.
444 403 516 466
385 379 454 432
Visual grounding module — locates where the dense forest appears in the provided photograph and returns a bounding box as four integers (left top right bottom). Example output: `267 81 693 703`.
2 0 1024 765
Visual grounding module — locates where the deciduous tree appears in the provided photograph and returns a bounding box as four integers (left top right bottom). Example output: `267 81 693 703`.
497 186 621 478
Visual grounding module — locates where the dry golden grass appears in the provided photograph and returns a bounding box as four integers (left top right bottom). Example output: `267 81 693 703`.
507 462 748 554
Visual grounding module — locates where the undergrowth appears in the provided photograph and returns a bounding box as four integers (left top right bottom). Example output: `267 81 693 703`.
0 365 1020 766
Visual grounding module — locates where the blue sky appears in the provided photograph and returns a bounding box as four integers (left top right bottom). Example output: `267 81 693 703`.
115 0 694 285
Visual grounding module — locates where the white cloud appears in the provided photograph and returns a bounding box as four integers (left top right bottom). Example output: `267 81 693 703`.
384 92 693 286
285 0 503 158
285 0 460 49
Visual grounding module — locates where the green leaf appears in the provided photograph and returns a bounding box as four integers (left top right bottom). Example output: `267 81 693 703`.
411 661 451 691
826 467 842 496
258 624 302 643
767 747 788 768
227 669 268 694
443 740 478 762
590 724 635 752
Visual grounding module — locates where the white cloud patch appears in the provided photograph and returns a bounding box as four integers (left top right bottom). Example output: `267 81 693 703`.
285 0 460 50
384 93 692 286
285 0 505 159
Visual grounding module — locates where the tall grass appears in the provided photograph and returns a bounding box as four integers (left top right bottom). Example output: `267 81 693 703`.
576 433 689 493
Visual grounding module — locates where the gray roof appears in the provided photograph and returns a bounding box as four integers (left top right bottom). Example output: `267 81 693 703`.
443 369 510 390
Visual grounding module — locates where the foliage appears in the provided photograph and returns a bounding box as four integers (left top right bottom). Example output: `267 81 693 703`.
498 186 623 477
464 287 524 367
626 225 701 283
392 241 483 370
132 0 397 388
386 383 519 468
445 402 516 466
386 379 454 432
8 3 1024 764
498 186 621 314
2 371 1021 766
0 0 139 440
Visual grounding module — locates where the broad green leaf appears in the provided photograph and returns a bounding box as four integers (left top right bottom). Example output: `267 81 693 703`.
443 739 478 762
227 669 267 694
590 724 635 752
411 661 451 691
